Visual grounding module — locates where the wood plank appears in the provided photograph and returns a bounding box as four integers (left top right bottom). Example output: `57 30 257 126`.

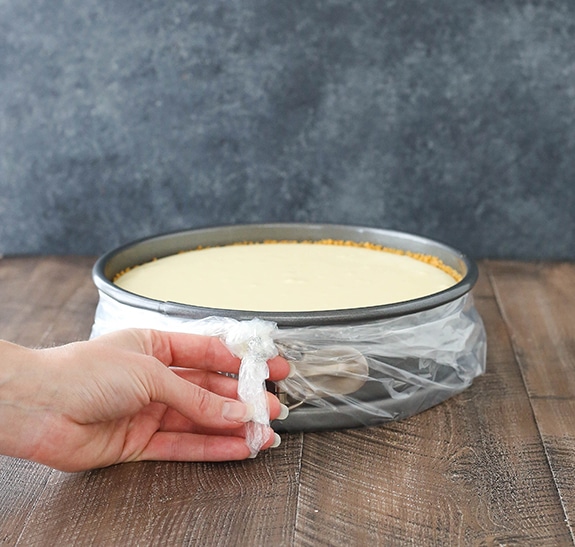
292 270 573 545
2 257 574 545
487 261 575 398
532 398 575 523
0 458 54 546
487 260 575 542
0 256 98 347
14 436 303 546
0 257 97 544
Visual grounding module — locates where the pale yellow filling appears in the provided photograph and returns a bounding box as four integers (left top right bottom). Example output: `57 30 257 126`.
114 242 458 312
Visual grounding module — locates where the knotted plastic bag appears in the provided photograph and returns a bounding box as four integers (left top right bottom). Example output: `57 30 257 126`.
220 319 278 457
91 290 486 446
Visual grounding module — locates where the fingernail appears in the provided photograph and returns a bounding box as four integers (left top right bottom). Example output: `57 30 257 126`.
271 433 281 448
288 362 297 378
222 401 253 423
278 403 289 420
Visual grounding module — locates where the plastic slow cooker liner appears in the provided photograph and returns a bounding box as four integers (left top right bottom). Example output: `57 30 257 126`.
90 290 486 457
90 224 487 456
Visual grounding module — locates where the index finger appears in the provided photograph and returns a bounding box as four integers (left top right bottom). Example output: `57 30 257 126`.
148 331 292 380
152 331 240 371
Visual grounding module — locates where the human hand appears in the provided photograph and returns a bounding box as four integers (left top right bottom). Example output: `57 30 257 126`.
0 329 291 472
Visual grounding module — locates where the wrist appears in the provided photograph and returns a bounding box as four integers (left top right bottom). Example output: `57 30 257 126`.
0 341 46 460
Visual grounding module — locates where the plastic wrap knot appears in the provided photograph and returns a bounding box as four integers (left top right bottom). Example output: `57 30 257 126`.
221 319 278 457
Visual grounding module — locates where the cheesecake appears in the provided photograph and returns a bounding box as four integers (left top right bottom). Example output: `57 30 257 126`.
114 240 460 312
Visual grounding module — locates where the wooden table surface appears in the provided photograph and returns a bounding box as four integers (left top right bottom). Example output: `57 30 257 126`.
1 257 574 546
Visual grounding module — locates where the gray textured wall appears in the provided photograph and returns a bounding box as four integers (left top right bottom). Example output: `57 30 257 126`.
1 1 574 259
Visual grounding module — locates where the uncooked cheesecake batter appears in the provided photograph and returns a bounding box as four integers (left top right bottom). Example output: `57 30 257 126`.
114 241 459 312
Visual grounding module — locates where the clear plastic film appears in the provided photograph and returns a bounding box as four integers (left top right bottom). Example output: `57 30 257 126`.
91 291 486 446
274 294 486 427
220 320 277 458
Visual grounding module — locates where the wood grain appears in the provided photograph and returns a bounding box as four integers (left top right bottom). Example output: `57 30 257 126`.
487 261 575 543
15 438 302 546
0 256 98 346
0 458 54 545
1 257 575 546
292 280 572 546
